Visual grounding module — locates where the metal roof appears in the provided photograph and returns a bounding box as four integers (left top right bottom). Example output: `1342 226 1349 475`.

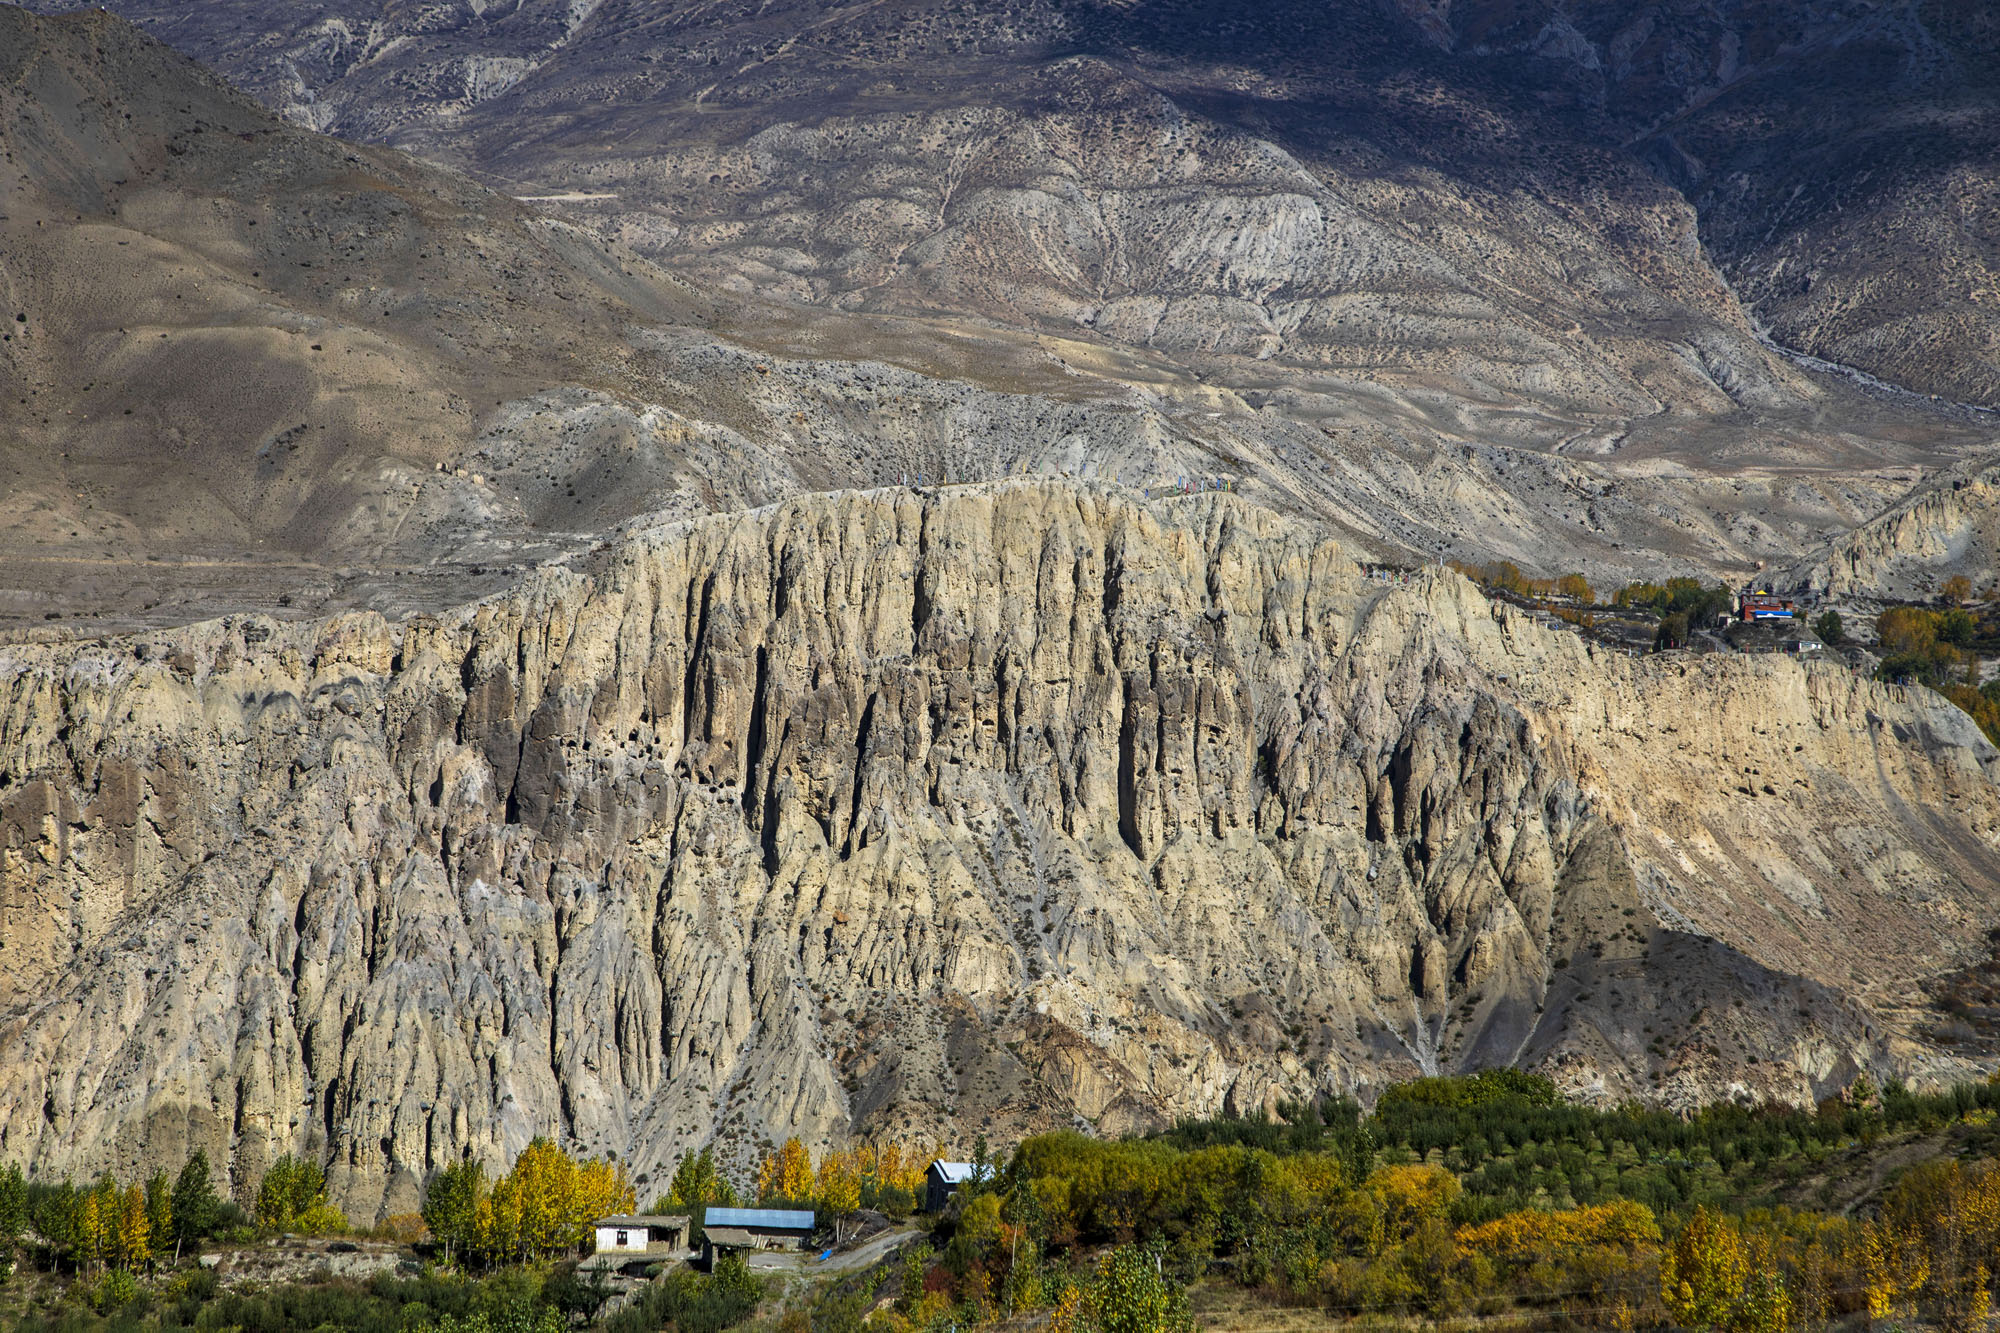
703 1206 815 1230
928 1162 994 1184
594 1214 689 1227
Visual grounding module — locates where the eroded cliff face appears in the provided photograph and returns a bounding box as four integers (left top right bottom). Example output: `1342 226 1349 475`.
1786 458 2000 603
3 484 1998 1217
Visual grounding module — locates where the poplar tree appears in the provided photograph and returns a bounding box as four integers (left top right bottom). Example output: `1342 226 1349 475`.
170 1151 220 1259
421 1158 486 1263
0 1164 25 1262
142 1172 171 1270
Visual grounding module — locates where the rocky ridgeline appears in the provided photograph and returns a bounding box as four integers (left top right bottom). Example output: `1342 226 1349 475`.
1787 458 2000 603
3 483 1998 1219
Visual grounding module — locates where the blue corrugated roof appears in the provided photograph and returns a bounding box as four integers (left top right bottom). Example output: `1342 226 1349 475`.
704 1206 815 1230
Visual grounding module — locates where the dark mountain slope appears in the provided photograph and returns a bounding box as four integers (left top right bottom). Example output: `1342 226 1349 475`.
1420 0 2000 408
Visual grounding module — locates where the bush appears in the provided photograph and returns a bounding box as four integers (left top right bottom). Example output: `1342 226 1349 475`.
295 1203 349 1237
603 1255 762 1333
90 1267 138 1314
370 1213 429 1246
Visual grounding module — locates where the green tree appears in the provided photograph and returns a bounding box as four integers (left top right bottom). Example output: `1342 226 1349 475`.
1088 1244 1195 1333
30 1182 85 1268
1616 582 1668 611
142 1172 172 1269
257 1155 328 1231
1939 607 1977 646
0 1163 25 1261
170 1151 220 1258
1813 609 1843 645
423 1157 488 1263
658 1146 740 1246
666 1147 719 1211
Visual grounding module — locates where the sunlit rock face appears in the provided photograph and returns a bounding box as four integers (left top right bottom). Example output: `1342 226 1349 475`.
6 484 1999 1217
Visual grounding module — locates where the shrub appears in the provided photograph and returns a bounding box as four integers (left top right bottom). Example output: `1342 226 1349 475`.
295 1203 349 1237
91 1266 139 1314
372 1212 430 1246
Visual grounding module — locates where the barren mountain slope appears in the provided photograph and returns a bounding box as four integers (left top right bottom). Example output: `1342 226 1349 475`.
141 0 1818 419
33 0 1996 416
0 5 740 629
21 0 1999 603
1422 0 2000 410
3 483 1997 1216
1785 455 2000 602
8 4 1988 632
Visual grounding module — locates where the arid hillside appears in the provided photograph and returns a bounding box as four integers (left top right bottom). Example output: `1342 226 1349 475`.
4 483 1999 1217
1419 0 2000 410
9 0 1995 611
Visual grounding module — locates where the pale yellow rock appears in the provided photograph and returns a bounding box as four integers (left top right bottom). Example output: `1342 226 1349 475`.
2 481 1998 1219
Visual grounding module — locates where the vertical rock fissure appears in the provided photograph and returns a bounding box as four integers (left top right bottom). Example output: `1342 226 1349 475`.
1117 678 1142 858
742 645 769 821
681 572 716 749
844 692 877 859
549 943 566 1137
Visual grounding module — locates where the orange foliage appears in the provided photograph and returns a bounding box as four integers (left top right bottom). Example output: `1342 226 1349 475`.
1458 1200 1662 1269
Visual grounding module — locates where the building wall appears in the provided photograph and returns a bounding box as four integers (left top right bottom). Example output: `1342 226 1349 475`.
594 1224 685 1253
595 1226 647 1252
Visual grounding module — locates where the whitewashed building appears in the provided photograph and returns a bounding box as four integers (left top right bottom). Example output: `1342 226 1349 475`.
592 1213 690 1256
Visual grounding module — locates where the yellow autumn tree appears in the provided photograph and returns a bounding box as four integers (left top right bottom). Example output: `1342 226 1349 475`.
474 1137 633 1263
1344 1163 1461 1257
492 1139 567 1259
758 1137 815 1206
877 1144 906 1194
1267 1151 1349 1222
1459 1199 1661 1273
77 1179 113 1268
817 1151 862 1221
111 1184 150 1270
1556 573 1595 604
877 1142 932 1199
1045 1281 1086 1333
1871 1159 2000 1333
1865 1220 1929 1321
1661 1207 1750 1332
576 1156 637 1230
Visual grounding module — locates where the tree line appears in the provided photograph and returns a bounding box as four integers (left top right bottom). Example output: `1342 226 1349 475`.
18 1070 2000 1333
749 1137 935 1225
1875 603 2000 745
0 1150 249 1277
872 1070 2000 1333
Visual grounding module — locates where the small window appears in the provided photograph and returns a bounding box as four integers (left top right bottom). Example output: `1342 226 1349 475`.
616 1229 629 1247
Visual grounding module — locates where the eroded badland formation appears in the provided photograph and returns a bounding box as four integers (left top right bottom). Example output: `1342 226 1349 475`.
3 0 2000 1216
